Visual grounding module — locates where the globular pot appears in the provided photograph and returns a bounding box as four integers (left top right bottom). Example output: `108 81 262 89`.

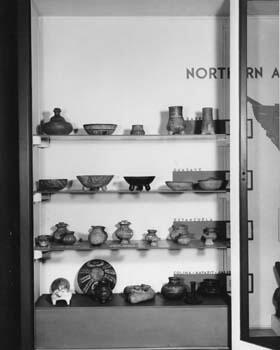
161 277 186 300
115 220 133 244
168 224 188 242
201 227 217 246
167 106 185 135
53 222 70 243
41 108 73 135
88 226 108 246
143 229 160 246
94 280 113 304
61 231 77 245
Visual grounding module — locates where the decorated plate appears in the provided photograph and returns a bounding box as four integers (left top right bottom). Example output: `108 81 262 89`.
77 259 117 294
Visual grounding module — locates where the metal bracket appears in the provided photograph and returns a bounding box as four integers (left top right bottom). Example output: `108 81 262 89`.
225 118 253 139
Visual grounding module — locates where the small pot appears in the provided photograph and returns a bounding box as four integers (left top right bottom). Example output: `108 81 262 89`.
62 231 77 245
168 224 188 242
88 226 108 246
201 107 215 135
130 124 145 135
53 222 70 243
201 227 217 246
143 229 160 246
115 220 133 244
36 235 51 248
94 280 113 304
161 277 186 300
167 106 185 135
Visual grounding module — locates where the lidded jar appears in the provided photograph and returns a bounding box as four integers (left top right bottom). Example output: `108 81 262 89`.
115 220 133 244
88 226 108 246
41 108 73 135
167 106 185 135
161 277 186 300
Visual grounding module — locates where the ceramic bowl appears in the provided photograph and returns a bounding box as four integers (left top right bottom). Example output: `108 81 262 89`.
83 124 117 135
123 176 155 191
165 181 193 191
77 175 114 190
197 177 224 191
38 179 68 192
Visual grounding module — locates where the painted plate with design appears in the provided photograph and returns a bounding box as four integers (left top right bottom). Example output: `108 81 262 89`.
77 259 117 294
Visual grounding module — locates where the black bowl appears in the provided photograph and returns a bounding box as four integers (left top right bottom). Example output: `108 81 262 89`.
38 179 68 192
123 176 155 191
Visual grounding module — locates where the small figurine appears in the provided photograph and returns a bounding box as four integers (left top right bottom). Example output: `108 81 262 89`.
50 278 72 306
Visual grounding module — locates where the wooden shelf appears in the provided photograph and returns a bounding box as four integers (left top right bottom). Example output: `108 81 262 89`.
34 239 229 252
36 293 229 308
33 133 229 147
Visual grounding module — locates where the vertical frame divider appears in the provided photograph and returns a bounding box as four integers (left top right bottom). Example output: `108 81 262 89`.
17 0 34 349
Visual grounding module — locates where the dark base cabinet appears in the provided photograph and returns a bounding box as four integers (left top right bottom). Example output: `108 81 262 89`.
35 294 228 349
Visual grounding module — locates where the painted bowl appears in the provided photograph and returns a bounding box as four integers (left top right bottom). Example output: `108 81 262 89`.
165 181 193 191
77 175 114 191
197 177 225 191
38 179 68 192
123 176 155 191
83 124 117 135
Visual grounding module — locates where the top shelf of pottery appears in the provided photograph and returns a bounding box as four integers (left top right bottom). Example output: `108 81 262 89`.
33 134 230 148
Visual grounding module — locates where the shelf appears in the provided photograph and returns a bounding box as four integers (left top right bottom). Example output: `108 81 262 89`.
36 293 229 308
34 239 229 252
33 134 230 147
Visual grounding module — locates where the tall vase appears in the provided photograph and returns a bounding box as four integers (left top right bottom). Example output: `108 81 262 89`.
201 107 215 135
167 106 185 135
115 220 133 244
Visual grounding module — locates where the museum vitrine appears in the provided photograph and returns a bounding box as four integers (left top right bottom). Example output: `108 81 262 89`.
16 0 242 349
240 0 280 349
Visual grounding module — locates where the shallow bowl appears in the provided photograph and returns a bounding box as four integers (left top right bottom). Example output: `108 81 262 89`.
165 181 193 191
197 178 224 191
83 124 117 135
77 175 114 190
38 179 68 192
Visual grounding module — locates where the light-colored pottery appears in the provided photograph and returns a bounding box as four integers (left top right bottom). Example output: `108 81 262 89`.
124 284 156 304
50 278 72 306
198 177 223 191
115 220 133 244
165 181 193 191
88 226 108 246
201 107 215 135
177 233 191 245
167 106 185 135
168 223 188 241
143 229 160 246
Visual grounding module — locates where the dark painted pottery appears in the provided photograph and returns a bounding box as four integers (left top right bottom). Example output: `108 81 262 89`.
38 179 68 192
94 280 113 304
41 108 73 135
123 176 155 191
161 277 186 300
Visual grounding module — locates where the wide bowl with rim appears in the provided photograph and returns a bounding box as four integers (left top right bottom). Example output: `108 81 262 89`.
83 124 117 135
77 175 114 191
38 179 68 192
197 177 225 191
165 181 193 191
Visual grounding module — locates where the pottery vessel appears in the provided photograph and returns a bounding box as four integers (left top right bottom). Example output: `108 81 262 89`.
77 175 114 191
167 106 185 135
124 176 155 191
201 227 217 246
62 231 77 245
36 235 51 248
94 280 113 304
177 233 192 246
130 124 145 135
53 222 70 243
124 284 156 304
38 179 68 192
197 177 224 191
88 226 108 246
161 277 186 300
198 278 221 296
143 229 160 246
83 124 117 135
50 278 72 306
201 107 215 135
185 281 202 305
168 223 188 242
41 108 73 135
115 220 133 244
165 181 193 191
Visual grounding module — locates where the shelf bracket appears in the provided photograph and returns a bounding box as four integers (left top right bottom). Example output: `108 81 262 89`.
33 135 50 148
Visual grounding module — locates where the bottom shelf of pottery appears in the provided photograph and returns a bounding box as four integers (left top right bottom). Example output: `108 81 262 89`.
35 293 229 349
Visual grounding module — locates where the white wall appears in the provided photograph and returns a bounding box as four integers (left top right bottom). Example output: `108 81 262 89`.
34 16 230 294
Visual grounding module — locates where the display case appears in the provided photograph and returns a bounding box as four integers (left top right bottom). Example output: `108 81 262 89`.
16 0 242 349
239 0 280 349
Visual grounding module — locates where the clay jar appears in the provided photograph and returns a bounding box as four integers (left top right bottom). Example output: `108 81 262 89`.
130 124 145 135
88 226 108 246
161 277 186 300
62 231 77 245
202 227 217 246
115 220 133 244
53 222 70 243
201 107 215 135
144 229 160 246
41 108 73 135
94 280 113 304
167 106 185 135
168 223 188 242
